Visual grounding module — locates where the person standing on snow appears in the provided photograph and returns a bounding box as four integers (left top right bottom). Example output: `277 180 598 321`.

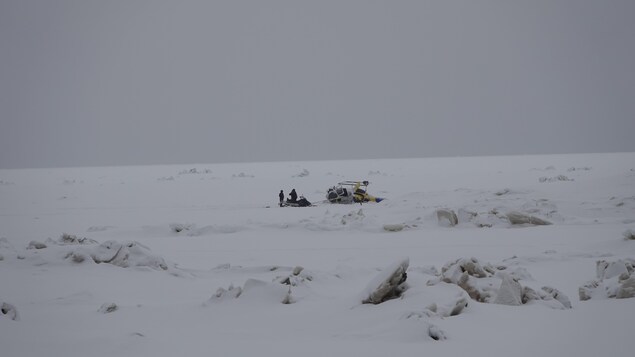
279 190 284 207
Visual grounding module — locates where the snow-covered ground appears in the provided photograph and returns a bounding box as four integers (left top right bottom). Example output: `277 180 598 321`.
1 153 634 357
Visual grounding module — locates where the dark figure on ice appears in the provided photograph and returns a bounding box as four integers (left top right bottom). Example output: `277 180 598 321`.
289 189 298 203
279 190 284 207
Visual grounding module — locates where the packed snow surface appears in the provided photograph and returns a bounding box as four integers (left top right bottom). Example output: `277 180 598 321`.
1 153 635 356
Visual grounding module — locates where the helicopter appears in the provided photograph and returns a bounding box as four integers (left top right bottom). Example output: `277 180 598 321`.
326 181 384 204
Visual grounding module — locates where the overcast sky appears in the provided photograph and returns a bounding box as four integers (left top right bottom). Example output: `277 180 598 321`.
1 0 634 169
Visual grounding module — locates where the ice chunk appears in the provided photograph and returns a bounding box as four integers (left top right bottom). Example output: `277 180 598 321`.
361 258 409 304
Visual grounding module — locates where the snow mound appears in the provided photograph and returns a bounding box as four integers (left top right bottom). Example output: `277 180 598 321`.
1 302 19 321
209 279 294 304
368 170 389 176
624 229 635 241
48 233 98 246
506 211 552 226
427 325 447 341
520 199 561 220
421 295 471 318
275 266 314 286
580 259 635 300
383 224 405 232
178 168 212 175
539 175 574 183
432 257 570 309
98 303 118 314
381 217 423 232
169 223 194 233
539 287 572 309
596 259 632 280
88 240 169 270
302 209 374 231
494 188 528 196
434 257 499 303
50 239 172 271
567 166 592 172
86 226 115 232
341 209 366 226
441 257 496 282
209 284 243 303
457 208 508 228
614 196 635 208
454 203 557 228
232 172 254 178
293 169 310 177
27 241 47 249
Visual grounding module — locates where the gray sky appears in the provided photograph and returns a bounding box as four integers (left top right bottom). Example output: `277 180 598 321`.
1 0 634 169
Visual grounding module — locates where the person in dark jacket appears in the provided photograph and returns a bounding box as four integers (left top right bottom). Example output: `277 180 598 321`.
279 190 284 207
289 189 298 203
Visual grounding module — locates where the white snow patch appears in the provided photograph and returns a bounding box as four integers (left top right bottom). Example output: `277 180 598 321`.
1 153 634 355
